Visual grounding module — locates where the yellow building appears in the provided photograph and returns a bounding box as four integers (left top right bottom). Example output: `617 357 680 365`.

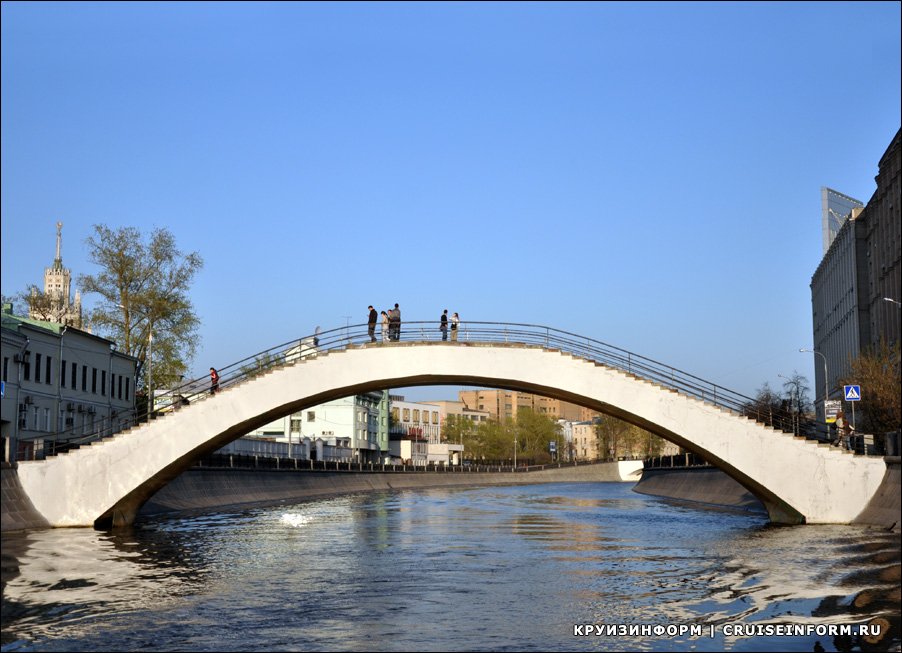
459 389 583 422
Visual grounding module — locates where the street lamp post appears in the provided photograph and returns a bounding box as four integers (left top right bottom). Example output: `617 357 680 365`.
800 349 829 439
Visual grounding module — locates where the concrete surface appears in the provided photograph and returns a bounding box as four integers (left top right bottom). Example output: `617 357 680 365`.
15 343 887 526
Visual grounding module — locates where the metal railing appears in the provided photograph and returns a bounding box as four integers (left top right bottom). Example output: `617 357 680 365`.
32 321 824 458
194 453 605 475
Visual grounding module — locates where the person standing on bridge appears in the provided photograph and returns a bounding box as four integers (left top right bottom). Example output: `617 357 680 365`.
381 310 389 342
440 310 448 341
390 304 401 341
210 367 220 394
450 312 460 341
367 305 378 343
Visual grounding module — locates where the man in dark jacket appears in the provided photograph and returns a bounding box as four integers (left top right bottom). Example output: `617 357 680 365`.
368 306 378 342
390 304 401 341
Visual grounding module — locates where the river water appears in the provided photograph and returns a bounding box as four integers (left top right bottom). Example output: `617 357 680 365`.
1 482 899 652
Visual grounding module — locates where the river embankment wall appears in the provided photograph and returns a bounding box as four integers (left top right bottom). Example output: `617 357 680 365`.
850 457 900 530
633 459 901 529
1 460 642 530
138 461 641 516
632 465 767 513
1 462 50 532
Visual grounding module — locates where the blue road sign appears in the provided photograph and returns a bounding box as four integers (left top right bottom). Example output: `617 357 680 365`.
844 385 861 401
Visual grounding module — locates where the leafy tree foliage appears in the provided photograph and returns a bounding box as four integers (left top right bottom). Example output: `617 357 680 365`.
594 415 660 460
462 419 509 461
78 224 203 393
838 338 900 433
441 414 472 446
509 408 560 462
460 408 561 463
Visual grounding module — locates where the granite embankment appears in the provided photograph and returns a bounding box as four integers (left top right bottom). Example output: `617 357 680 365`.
1 462 50 531
2 460 642 530
632 465 766 513
138 461 641 516
633 458 901 530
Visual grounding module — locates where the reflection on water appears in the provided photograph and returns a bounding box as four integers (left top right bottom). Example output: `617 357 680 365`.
1 483 899 651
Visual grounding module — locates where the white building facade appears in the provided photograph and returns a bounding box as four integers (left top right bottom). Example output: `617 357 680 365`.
243 391 390 463
1 304 138 461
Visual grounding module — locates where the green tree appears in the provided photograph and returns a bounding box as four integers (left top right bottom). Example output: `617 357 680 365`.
442 414 472 447
78 224 204 394
463 419 511 461
838 338 901 433
594 414 658 460
510 408 560 462
594 414 629 460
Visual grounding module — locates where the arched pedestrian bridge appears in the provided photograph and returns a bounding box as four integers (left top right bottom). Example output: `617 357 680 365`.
16 322 887 528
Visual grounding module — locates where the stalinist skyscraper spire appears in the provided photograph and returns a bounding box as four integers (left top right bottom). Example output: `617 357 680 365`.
54 221 64 268
30 222 83 327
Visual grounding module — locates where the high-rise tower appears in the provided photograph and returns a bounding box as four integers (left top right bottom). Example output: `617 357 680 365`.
30 222 82 327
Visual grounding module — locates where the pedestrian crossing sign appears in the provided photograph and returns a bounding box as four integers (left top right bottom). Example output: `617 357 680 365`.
844 385 861 401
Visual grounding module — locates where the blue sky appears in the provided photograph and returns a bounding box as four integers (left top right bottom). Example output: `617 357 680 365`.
2 1 900 403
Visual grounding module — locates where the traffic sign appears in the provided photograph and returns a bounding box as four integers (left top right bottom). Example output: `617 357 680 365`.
844 385 861 401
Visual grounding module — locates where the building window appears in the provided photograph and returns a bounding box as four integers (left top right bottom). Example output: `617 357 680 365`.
403 408 410 422
92 368 97 394
72 363 77 390
82 366 87 391
35 354 42 383
23 358 30 381
44 408 51 431
3 357 9 382
125 378 130 401
119 375 123 399
413 409 420 423
101 370 107 396
432 411 439 424
45 356 52 385
61 360 67 388
307 411 315 422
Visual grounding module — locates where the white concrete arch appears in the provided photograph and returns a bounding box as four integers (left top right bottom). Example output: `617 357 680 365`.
16 342 886 527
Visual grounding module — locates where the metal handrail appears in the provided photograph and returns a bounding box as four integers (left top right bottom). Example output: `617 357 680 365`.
37 321 811 457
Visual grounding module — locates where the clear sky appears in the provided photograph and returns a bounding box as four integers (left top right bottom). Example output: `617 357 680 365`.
2 1 900 403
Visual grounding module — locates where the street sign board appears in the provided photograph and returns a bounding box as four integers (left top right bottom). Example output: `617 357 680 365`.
549 441 557 453
825 399 841 423
844 385 861 401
